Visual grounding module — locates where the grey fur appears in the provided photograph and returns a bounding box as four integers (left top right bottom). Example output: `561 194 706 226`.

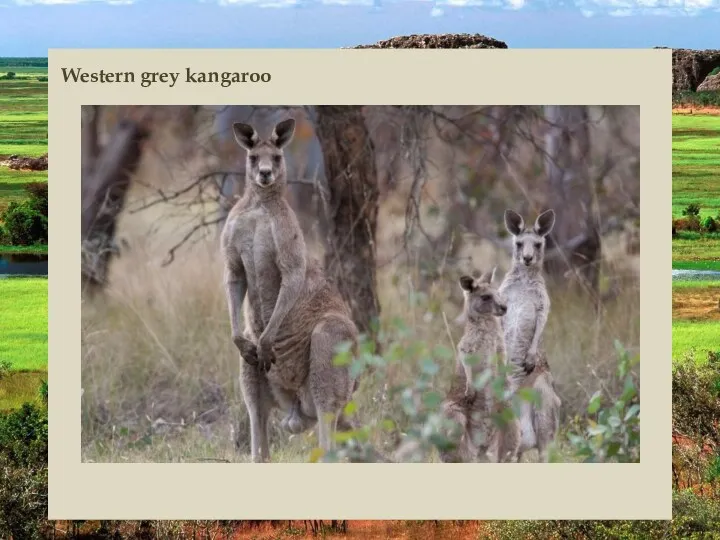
221 118 358 462
498 209 561 462
439 269 521 463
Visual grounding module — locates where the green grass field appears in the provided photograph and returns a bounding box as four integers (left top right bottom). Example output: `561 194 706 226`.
672 115 720 219
0 59 48 255
672 320 719 363
0 64 48 159
0 277 48 372
672 113 720 365
0 59 48 410
0 167 47 214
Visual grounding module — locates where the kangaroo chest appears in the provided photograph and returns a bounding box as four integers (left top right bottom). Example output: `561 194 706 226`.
227 205 282 329
499 278 548 353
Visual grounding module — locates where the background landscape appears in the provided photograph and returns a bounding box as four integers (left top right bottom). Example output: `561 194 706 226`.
1 36 719 539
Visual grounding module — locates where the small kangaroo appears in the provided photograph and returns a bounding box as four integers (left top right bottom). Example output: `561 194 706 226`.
439 269 521 463
221 118 358 462
498 209 561 462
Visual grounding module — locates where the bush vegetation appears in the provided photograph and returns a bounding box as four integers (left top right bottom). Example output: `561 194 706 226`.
674 91 720 108
0 181 48 246
0 401 48 540
673 205 720 236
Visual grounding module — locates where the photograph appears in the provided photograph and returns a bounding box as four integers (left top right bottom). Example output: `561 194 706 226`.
80 104 641 465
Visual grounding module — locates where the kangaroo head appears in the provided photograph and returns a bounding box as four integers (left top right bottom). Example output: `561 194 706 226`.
504 209 555 268
458 268 507 320
232 118 296 190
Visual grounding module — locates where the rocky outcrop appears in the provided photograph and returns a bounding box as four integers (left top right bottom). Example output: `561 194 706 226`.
352 33 508 49
2 153 48 171
670 48 720 95
697 73 720 92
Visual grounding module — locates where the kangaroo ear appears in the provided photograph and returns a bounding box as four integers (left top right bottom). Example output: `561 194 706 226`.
232 122 258 151
271 118 296 149
478 270 493 284
459 275 475 292
504 209 524 236
534 209 556 237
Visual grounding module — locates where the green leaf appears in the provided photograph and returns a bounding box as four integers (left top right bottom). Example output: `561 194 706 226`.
516 388 540 405
464 354 481 366
620 375 637 402
308 447 325 463
624 404 640 421
420 358 439 376
422 391 443 410
344 401 357 416
349 359 365 379
587 391 602 415
587 424 608 436
606 442 621 458
333 349 352 366
334 340 354 355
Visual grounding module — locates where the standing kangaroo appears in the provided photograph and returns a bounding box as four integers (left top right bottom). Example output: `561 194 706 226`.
221 118 358 463
439 269 521 463
498 209 561 462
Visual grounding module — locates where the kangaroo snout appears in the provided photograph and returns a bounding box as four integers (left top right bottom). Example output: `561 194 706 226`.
258 169 273 185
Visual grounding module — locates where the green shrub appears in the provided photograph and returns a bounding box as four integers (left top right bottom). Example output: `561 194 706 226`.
0 456 48 540
674 215 702 233
1 201 47 245
673 352 720 447
0 401 48 540
710 67 720 77
0 182 49 246
0 403 48 467
683 204 701 218
36 76 48 82
675 91 720 108
25 182 48 217
564 342 640 463
317 318 535 463
486 491 720 539
702 216 718 233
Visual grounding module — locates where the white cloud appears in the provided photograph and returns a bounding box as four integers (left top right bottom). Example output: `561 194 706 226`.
10 0 720 15
14 0 134 4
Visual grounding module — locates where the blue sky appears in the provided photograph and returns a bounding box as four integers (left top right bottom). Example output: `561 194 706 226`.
0 0 718 55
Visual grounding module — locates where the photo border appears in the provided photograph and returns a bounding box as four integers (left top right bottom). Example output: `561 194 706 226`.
49 48 670 520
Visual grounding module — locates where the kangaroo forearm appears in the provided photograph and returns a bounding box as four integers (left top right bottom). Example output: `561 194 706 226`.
530 313 548 351
225 275 247 338
262 275 303 341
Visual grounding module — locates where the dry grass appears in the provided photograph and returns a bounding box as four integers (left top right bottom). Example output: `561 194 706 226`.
673 284 720 322
81 220 639 462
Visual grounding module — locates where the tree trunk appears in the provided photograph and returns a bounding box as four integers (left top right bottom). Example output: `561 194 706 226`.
81 106 148 295
314 106 381 339
542 105 601 300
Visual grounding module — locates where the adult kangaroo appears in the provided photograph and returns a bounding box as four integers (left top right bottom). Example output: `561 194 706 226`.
221 118 358 463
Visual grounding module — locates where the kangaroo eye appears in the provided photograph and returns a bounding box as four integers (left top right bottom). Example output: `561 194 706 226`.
534 242 542 249
515 242 522 249
248 155 258 166
273 155 282 166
